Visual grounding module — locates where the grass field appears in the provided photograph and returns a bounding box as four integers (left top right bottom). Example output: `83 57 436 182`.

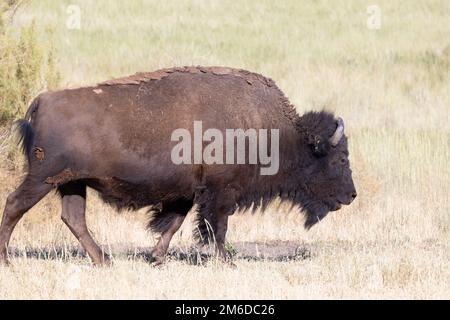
0 0 449 299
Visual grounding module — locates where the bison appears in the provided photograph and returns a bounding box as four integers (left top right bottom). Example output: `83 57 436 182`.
0 66 356 266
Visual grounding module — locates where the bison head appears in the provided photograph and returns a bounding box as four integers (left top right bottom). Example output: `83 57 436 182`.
296 111 357 229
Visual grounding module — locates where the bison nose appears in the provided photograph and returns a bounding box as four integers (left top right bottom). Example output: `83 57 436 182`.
349 192 357 202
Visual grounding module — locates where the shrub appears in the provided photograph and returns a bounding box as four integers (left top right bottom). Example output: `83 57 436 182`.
0 1 60 126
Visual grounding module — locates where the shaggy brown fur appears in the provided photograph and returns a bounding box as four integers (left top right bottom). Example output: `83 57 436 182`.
0 66 356 266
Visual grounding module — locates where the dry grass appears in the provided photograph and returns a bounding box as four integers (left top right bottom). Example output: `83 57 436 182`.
0 0 449 299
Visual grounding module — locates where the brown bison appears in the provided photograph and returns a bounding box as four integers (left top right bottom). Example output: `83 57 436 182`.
0 66 356 266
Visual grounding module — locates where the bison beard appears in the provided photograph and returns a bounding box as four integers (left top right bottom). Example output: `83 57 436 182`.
0 66 355 266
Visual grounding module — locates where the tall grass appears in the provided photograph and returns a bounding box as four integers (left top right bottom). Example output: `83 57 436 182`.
0 0 448 299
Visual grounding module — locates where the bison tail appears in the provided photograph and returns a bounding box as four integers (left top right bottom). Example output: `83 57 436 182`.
14 97 39 158
14 119 34 157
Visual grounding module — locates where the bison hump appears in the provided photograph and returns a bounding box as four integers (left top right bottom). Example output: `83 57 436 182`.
98 66 275 88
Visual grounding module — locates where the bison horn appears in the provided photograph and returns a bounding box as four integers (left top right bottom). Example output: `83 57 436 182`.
329 117 344 147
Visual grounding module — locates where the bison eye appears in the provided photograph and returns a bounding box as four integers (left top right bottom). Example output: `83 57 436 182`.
340 158 347 164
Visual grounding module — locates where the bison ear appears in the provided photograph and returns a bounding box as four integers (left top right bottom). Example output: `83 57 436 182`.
307 134 330 157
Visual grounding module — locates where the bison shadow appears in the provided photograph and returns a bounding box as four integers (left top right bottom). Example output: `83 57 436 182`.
6 241 313 265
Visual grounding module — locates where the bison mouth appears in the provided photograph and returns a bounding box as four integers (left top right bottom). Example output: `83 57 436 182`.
326 194 351 211
330 201 342 211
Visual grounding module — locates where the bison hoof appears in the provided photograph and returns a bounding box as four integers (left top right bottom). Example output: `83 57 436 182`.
92 255 112 267
151 261 164 268
0 252 10 266
0 258 10 266
150 256 165 267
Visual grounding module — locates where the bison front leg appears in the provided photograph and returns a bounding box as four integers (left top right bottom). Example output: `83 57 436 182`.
194 187 237 266
214 211 231 263
148 199 193 266
59 182 111 266
198 209 236 267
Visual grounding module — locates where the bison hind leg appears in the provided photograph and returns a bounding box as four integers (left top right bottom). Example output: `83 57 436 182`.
0 175 53 264
147 198 193 265
147 199 192 233
148 207 178 233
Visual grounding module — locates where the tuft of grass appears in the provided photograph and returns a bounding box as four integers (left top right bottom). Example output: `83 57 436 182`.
225 241 237 258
